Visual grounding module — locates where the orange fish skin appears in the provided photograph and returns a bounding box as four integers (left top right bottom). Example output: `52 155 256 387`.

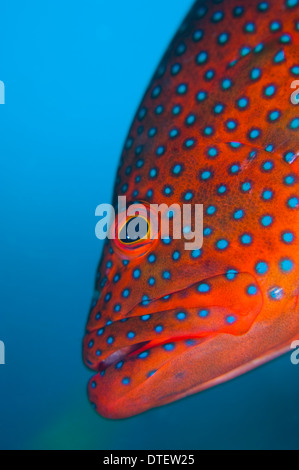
83 0 299 419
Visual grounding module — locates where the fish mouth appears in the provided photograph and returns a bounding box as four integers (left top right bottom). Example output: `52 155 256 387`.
83 272 263 419
97 336 211 373
88 293 220 371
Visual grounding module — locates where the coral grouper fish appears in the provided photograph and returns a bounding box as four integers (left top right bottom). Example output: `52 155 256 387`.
83 0 299 419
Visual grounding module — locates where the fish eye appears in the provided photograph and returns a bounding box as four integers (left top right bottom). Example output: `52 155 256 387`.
112 201 159 259
119 216 150 245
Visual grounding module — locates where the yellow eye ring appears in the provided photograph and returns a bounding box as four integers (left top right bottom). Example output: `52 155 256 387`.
111 201 159 259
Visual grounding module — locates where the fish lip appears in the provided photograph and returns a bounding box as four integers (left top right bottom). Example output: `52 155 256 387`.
96 335 212 373
85 295 200 373
86 270 258 373
87 275 213 335
94 307 215 372
89 292 201 372
89 269 246 336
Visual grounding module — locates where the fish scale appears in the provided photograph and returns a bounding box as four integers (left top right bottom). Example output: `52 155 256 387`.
83 0 299 419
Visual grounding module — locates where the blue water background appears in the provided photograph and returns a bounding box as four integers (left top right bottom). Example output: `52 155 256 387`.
1 0 299 450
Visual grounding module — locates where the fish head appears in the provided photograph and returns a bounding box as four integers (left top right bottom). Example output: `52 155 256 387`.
83 0 299 418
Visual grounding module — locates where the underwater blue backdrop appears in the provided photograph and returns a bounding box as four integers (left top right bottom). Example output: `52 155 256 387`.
1 0 299 450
